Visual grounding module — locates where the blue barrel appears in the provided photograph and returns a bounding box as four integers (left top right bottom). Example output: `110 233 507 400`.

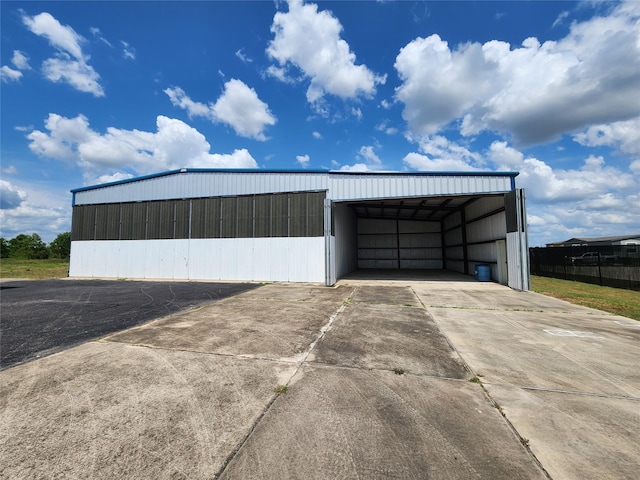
475 264 491 282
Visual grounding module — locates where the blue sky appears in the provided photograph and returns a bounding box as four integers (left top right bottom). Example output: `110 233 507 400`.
1 0 639 247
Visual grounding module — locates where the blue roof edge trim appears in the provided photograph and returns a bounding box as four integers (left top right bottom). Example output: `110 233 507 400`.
71 168 520 193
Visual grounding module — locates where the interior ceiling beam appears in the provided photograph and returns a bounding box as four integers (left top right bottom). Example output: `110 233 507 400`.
357 215 441 222
353 203 460 212
425 198 452 220
410 200 426 219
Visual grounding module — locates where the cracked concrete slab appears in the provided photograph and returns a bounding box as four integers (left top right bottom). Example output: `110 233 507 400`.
0 341 295 480
486 385 640 480
103 296 347 361
425 307 640 397
415 280 640 480
219 365 547 480
350 285 422 306
413 282 598 313
313 302 469 378
235 283 354 304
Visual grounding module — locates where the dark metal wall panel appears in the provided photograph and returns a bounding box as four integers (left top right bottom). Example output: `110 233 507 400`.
71 205 96 241
254 195 271 237
289 192 307 237
174 200 190 239
191 197 220 239
121 203 147 240
94 204 120 240
236 196 254 238
220 197 238 238
72 191 327 241
271 194 289 237
505 190 518 233
306 191 325 237
146 201 174 239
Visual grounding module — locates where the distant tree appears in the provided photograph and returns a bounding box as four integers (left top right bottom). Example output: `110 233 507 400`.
0 238 8 258
49 232 71 259
8 233 49 259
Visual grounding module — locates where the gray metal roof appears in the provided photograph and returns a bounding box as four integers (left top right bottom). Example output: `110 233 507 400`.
72 168 519 206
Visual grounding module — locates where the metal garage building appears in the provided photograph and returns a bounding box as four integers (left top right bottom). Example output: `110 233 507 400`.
69 169 530 289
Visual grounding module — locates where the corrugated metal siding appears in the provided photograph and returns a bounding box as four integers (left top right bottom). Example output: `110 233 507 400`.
328 174 513 201
74 171 515 205
69 237 326 282
333 204 358 278
466 213 506 244
75 171 329 205
506 189 530 290
356 218 442 269
72 191 326 241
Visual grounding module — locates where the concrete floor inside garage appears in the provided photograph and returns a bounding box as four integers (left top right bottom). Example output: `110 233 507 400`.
1 275 638 479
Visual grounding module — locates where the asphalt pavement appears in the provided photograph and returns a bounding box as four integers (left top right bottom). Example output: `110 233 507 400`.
0 279 258 369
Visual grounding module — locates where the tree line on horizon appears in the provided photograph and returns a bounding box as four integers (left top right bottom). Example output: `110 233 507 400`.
0 232 71 260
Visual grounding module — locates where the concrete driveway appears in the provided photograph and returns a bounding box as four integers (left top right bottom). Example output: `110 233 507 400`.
1 275 638 479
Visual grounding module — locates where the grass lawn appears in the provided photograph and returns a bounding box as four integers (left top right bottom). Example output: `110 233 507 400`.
0 258 69 280
530 275 640 321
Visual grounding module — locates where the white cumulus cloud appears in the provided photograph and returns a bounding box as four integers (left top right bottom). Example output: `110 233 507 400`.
296 154 310 167
0 180 71 243
358 146 382 166
337 145 385 172
338 163 372 172
402 135 484 171
22 11 85 60
164 87 212 119
394 1 640 146
42 54 104 96
12 50 31 70
573 118 640 157
488 141 636 203
211 79 277 141
0 180 28 210
121 41 135 60
165 79 276 141
22 11 104 96
267 0 385 108
26 113 258 185
0 66 22 82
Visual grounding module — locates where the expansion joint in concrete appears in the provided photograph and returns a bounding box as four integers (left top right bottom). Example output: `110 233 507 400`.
213 290 354 479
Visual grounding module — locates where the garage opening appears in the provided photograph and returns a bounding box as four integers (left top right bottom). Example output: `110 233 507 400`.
332 194 510 283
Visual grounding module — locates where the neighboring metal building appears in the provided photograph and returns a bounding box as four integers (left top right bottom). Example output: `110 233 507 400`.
546 234 640 248
69 169 530 289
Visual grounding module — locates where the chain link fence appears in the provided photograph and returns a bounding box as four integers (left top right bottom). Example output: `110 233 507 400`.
530 245 640 290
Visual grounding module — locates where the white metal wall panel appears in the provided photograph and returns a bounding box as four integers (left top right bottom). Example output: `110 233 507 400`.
327 174 513 201
74 171 516 205
333 203 358 279
70 237 325 282
507 233 524 289
506 189 530 290
466 213 507 244
74 171 329 205
465 196 504 218
356 217 443 269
